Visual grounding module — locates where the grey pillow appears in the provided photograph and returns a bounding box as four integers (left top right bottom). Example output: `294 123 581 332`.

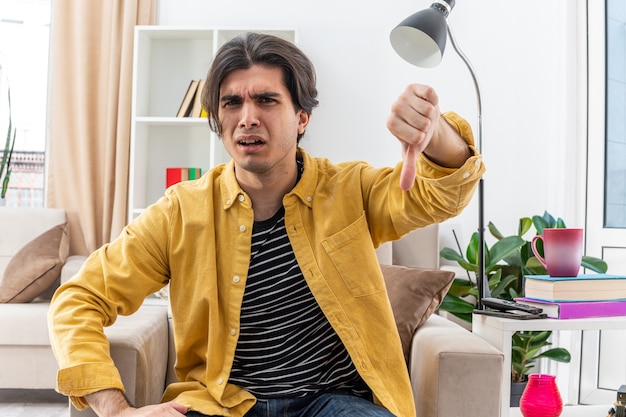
381 264 455 361
0 223 69 303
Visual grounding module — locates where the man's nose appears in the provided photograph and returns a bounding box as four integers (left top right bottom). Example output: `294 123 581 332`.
239 102 260 129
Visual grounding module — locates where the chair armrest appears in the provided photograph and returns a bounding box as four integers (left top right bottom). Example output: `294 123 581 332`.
61 255 88 284
409 314 504 417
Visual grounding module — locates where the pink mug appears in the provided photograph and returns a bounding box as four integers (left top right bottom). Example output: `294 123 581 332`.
531 228 583 277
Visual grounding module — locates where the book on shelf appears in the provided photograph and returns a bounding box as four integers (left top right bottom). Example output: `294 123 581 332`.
523 273 626 302
515 297 626 319
166 167 202 189
176 80 199 117
191 79 206 118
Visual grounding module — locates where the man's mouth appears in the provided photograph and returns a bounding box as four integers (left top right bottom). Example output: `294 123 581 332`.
237 135 265 148
238 138 264 146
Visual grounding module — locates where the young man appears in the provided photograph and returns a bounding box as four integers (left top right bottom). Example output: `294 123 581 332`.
49 33 484 417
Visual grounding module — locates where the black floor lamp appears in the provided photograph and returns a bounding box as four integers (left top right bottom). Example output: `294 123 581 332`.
389 0 490 309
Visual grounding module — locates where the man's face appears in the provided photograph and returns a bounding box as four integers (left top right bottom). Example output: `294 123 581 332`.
218 65 310 177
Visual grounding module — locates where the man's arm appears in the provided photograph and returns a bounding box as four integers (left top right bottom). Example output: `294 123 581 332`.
422 114 473 168
85 389 187 417
386 84 473 190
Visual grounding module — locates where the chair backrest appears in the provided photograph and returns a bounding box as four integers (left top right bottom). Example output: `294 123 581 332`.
0 208 67 276
375 223 439 269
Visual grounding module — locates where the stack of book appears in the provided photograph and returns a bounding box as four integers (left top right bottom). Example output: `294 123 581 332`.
516 273 626 319
166 167 202 189
176 79 208 118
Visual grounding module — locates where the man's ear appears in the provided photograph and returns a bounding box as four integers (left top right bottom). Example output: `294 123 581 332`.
297 110 311 135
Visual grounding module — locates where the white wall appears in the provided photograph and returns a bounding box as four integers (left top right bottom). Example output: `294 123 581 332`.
157 0 586 257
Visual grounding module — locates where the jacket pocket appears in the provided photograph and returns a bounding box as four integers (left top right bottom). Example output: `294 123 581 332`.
321 213 384 297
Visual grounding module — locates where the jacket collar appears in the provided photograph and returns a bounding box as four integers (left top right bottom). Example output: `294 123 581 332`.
220 148 317 211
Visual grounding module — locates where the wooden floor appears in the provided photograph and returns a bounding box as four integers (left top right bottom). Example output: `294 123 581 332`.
0 389 68 417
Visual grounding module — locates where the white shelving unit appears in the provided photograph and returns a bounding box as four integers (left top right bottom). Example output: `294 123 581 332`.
128 27 296 222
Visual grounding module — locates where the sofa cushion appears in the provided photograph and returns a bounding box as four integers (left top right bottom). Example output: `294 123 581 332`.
0 301 51 345
381 264 455 362
0 222 69 303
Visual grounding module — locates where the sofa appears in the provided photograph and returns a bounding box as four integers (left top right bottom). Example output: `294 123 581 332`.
0 208 503 417
0 208 169 417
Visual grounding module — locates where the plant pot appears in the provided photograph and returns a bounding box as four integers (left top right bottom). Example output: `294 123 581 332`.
519 373 563 417
511 378 528 407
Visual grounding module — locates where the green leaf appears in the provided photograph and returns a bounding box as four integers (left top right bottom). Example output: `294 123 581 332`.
581 256 608 273
1 84 16 198
519 241 534 263
457 262 478 274
518 217 533 237
486 236 526 271
511 346 528 356
440 248 479 273
525 257 547 275
508 287 522 299
1 172 9 199
447 277 473 298
466 232 479 265
543 211 558 227
440 247 465 263
528 331 551 344
490 274 517 299
488 221 505 240
440 293 476 314
525 346 545 361
536 348 571 363
511 362 525 374
487 268 502 285
532 215 549 234
1 128 15 199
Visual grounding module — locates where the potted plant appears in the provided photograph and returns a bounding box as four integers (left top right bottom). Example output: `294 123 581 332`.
1 82 16 199
509 330 570 406
439 211 607 403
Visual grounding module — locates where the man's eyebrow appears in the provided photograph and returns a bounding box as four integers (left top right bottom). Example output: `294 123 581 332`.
249 91 283 99
219 91 283 103
220 94 242 103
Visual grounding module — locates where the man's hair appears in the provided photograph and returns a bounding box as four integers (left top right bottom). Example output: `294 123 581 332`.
202 32 319 143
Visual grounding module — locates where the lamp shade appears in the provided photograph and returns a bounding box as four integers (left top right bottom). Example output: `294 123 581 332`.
390 2 452 68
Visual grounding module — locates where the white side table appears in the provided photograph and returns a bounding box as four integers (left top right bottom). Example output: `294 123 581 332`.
472 314 626 417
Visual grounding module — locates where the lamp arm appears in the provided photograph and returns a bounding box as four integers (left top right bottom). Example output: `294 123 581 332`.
446 24 490 307
447 24 482 152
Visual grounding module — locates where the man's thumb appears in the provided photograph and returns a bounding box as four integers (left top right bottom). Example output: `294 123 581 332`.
400 145 418 191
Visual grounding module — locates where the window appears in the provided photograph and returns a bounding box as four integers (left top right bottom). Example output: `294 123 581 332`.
605 0 626 227
0 0 51 207
579 0 626 406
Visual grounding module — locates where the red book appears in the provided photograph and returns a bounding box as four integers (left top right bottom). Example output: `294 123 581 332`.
166 168 184 188
166 167 201 189
515 297 626 319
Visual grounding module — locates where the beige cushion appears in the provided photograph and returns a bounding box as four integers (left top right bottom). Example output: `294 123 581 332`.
0 223 69 303
381 264 455 361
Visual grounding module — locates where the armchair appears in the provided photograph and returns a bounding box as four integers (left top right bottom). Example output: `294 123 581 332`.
3 210 501 417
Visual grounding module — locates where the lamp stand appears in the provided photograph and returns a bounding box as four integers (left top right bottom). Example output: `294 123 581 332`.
446 25 489 308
